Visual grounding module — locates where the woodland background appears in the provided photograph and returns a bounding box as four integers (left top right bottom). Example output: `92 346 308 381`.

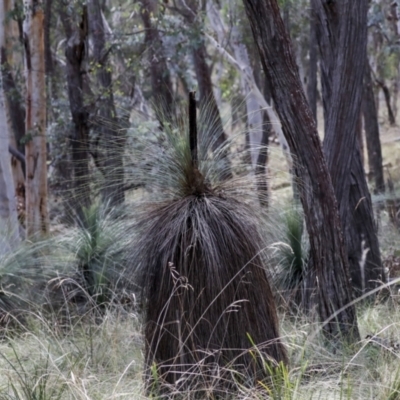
1 0 400 398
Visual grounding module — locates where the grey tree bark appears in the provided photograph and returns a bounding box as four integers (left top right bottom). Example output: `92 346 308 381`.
307 3 318 121
363 62 385 194
313 0 383 294
242 0 359 342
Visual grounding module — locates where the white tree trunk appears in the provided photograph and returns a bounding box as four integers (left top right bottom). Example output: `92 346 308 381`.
23 0 49 238
0 0 20 251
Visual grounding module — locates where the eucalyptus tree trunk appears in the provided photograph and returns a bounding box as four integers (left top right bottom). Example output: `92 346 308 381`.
59 3 91 223
23 0 49 238
1 0 25 230
179 0 227 152
0 0 20 248
363 62 385 194
87 0 124 207
243 0 359 343
313 0 383 294
140 0 173 119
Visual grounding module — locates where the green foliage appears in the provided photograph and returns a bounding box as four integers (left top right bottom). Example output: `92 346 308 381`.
54 202 135 310
271 206 309 309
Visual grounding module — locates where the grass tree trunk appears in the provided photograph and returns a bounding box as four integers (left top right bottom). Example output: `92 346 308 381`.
23 0 49 238
242 0 359 343
87 0 124 208
60 4 91 224
313 0 383 294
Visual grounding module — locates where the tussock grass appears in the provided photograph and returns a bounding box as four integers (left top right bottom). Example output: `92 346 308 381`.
0 299 400 399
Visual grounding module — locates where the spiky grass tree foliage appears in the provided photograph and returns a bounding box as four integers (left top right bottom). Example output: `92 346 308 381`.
271 207 309 311
133 93 287 397
45 203 136 317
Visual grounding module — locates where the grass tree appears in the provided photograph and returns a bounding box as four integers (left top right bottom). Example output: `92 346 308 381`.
133 93 287 397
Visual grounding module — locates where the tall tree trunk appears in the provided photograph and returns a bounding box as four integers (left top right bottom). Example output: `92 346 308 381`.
347 146 383 292
363 62 385 194
180 1 227 151
59 3 91 223
23 0 49 238
0 0 20 247
1 0 25 231
44 0 52 76
140 0 173 119
313 0 383 294
243 0 359 343
87 0 124 207
307 3 318 121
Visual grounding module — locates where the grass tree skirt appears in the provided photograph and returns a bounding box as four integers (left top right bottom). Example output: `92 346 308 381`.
133 94 287 397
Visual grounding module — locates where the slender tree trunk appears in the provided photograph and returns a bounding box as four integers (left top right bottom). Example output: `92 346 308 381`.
87 0 124 207
313 0 383 294
59 4 91 223
363 62 385 194
347 145 383 292
140 0 173 119
1 49 25 157
1 0 25 231
44 0 53 76
181 1 227 151
243 0 359 343
376 76 396 126
231 25 263 167
0 1 20 247
23 0 49 238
